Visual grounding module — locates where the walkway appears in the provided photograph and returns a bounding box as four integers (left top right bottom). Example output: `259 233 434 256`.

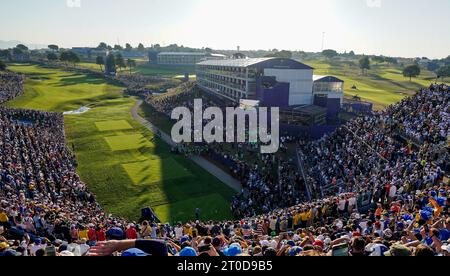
131 100 242 192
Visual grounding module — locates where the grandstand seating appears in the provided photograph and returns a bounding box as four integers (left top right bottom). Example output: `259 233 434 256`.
0 77 449 256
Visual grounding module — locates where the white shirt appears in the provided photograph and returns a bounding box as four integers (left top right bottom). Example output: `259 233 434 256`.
338 200 347 211
29 244 45 256
174 227 183 238
389 186 397 198
348 197 357 207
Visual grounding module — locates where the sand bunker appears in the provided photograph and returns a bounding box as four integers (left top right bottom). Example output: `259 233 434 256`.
63 106 91 115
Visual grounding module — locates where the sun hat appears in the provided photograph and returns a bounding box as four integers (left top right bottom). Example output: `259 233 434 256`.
385 244 411 256
223 243 242 257
122 248 149 257
179 246 197 257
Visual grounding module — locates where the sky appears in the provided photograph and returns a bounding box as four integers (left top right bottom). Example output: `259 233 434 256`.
0 0 449 59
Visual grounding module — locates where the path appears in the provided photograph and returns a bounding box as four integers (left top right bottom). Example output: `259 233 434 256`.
131 100 242 192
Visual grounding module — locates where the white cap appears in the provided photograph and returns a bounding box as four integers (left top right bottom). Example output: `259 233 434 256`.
442 245 450 253
59 250 75 256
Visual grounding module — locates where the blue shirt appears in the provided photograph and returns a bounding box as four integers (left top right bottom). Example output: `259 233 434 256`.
439 229 450 241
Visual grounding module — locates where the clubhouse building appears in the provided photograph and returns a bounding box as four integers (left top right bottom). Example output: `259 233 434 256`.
156 52 226 66
196 58 344 118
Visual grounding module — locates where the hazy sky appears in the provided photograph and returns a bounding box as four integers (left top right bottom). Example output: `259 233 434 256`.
1 0 449 58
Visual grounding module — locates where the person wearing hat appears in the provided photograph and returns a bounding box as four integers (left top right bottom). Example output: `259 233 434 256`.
121 248 149 257
1 249 22 257
0 241 9 253
178 246 197 257
223 243 242 257
385 243 412 256
29 238 45 256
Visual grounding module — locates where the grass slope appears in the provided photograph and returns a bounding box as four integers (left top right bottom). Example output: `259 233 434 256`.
5 63 235 223
304 60 449 110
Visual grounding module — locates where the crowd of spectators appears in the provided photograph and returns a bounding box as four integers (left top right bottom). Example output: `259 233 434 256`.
0 82 448 257
0 72 24 104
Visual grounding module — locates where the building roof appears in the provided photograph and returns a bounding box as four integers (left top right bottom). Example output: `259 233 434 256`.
158 52 207 56
313 75 344 83
197 58 314 70
209 53 227 58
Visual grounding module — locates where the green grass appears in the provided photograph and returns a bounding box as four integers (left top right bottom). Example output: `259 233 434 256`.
303 60 449 110
75 60 196 78
95 120 133 131
4 63 235 223
77 62 103 72
105 134 154 151
122 158 192 185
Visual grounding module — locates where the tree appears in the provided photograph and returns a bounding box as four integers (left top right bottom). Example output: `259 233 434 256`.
359 56 371 75
138 43 145 51
443 55 450 66
371 56 385 64
0 60 6 71
115 53 126 71
427 61 440 72
97 42 108 50
384 57 398 65
402 64 421 81
48 44 59 52
60 51 70 65
47 52 58 62
127 58 136 74
348 51 356 57
69 52 80 65
114 45 123 51
436 65 450 80
0 49 10 59
205 47 213 54
60 51 79 66
322 49 338 59
12 47 23 56
96 56 105 72
265 50 292 59
16 44 29 51
105 53 116 74
125 43 133 52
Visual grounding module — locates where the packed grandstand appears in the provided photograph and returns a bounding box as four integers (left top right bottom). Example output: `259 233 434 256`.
0 70 449 257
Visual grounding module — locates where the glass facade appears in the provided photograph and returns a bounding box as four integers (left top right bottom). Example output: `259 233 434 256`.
313 81 344 93
196 64 258 102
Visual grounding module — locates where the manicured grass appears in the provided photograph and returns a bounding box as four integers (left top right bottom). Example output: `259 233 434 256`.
122 158 192 185
303 60 448 110
105 134 154 151
5 63 235 223
95 120 133 131
5 63 118 112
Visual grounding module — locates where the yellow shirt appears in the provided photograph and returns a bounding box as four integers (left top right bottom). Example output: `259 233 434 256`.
79 230 88 240
300 212 308 221
183 226 192 236
0 212 8 223
293 214 301 226
306 209 312 219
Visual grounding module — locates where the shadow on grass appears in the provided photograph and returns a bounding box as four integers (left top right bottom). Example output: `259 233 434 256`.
56 74 105 86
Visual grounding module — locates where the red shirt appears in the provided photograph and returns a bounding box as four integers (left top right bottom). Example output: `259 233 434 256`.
88 228 97 242
96 230 106 241
126 227 138 239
